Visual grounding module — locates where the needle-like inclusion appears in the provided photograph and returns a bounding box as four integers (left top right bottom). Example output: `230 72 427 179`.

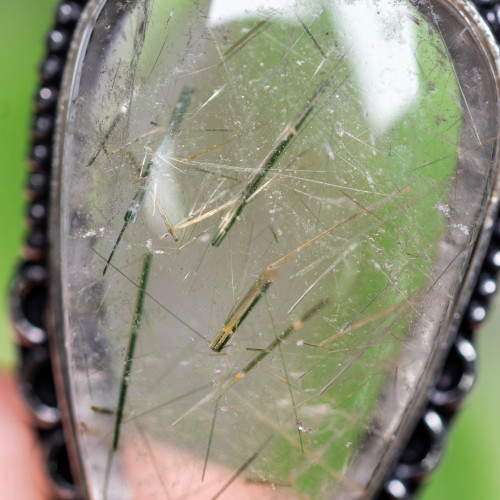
102 86 195 274
56 0 500 499
102 161 152 275
87 103 128 167
209 184 403 352
156 196 179 242
177 299 329 426
209 266 277 351
211 81 325 247
104 252 152 494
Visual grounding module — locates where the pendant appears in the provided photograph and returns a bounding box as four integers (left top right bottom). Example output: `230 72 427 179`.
11 1 500 499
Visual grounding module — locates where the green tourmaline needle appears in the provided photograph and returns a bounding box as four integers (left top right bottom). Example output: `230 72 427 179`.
111 252 153 452
102 161 153 275
102 86 195 275
167 85 195 136
211 82 325 247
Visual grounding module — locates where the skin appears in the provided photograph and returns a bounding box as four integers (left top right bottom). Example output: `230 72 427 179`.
0 371 51 500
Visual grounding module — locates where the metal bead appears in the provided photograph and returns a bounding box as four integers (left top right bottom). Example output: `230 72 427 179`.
431 337 476 410
46 29 69 53
28 202 48 228
36 87 58 113
492 214 500 242
45 429 77 500
486 246 500 270
27 171 49 200
467 301 488 326
384 479 410 500
29 144 51 172
32 115 54 142
24 230 47 261
18 345 60 428
56 2 82 25
393 410 445 485
9 265 48 346
40 55 63 84
477 274 497 297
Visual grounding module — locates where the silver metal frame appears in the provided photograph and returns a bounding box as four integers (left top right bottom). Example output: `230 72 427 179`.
9 1 500 499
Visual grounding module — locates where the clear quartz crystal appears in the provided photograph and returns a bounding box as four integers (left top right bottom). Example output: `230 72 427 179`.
53 1 500 499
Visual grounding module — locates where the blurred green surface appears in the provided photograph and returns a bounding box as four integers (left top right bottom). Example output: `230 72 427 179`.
0 1 499 499
0 0 58 367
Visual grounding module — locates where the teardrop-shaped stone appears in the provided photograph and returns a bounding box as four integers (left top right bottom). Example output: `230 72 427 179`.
52 1 500 498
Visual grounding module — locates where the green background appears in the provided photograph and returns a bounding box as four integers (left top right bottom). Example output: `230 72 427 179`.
0 1 499 498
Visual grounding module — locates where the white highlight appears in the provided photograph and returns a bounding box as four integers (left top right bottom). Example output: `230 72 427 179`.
207 0 420 134
332 0 419 134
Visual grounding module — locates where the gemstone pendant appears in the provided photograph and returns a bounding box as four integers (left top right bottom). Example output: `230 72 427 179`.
46 1 500 498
